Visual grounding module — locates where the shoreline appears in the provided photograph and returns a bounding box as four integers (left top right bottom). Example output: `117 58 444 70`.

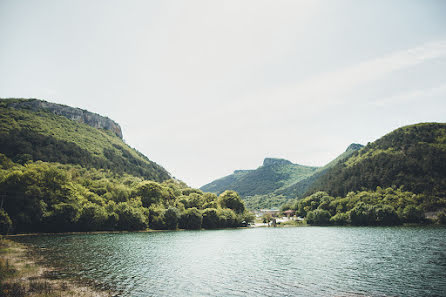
0 238 116 297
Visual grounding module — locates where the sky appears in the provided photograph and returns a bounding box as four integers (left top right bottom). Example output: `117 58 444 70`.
1 0 445 188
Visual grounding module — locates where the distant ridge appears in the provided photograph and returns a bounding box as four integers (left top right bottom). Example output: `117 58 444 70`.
201 144 364 209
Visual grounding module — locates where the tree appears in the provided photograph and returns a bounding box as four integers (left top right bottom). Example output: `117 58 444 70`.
329 212 349 225
218 191 245 214
179 208 202 230
164 207 180 230
115 202 147 230
402 205 424 223
349 203 375 226
202 208 219 229
306 209 331 225
132 181 166 207
375 205 399 225
78 203 108 231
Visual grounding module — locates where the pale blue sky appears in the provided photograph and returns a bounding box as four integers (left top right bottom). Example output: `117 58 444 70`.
1 0 445 187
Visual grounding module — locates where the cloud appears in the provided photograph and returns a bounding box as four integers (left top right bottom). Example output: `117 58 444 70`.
372 83 446 107
216 39 446 116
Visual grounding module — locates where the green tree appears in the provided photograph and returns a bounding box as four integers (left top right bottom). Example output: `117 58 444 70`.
132 181 166 207
349 202 375 226
218 190 245 214
115 202 147 230
329 212 349 225
179 208 202 230
202 208 219 229
375 205 399 225
401 205 424 223
306 209 331 225
164 207 180 230
78 203 108 231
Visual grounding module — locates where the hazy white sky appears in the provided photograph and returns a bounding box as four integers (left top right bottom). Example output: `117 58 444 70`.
1 0 445 187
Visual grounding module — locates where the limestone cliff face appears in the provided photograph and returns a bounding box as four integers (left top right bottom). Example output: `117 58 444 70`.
8 99 123 139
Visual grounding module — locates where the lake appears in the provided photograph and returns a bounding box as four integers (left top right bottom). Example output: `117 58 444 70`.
14 226 446 296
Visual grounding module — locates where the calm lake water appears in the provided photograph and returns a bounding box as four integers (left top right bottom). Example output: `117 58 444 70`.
14 226 446 297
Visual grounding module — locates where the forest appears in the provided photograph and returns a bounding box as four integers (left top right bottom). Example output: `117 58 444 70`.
0 155 253 234
281 188 446 226
307 123 446 198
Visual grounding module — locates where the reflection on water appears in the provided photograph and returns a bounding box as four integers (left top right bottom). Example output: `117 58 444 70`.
15 226 446 296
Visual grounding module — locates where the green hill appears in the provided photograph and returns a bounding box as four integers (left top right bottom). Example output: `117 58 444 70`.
201 144 363 209
0 98 170 182
0 98 253 234
308 123 446 198
276 143 363 198
200 158 318 197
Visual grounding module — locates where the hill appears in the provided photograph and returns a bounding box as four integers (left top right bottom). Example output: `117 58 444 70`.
0 98 170 182
0 98 253 234
308 123 446 198
200 158 318 197
275 143 363 198
201 144 363 209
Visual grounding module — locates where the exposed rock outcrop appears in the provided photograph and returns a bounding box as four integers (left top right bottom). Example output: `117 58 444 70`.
6 99 123 139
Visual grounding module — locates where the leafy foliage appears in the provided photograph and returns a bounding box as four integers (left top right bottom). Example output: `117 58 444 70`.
0 156 253 233
286 187 446 226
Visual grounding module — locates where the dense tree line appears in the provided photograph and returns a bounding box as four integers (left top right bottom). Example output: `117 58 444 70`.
0 155 253 234
281 188 446 226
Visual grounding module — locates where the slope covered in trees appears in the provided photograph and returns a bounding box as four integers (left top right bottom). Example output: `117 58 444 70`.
0 99 170 182
200 158 319 208
201 145 363 209
307 123 446 198
0 98 253 234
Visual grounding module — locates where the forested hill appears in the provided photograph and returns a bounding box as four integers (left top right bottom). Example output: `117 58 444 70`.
200 158 319 197
0 98 254 234
201 144 363 209
0 98 170 182
307 123 446 197
275 143 364 198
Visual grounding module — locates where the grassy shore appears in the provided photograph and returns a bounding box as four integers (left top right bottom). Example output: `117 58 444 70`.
0 238 115 297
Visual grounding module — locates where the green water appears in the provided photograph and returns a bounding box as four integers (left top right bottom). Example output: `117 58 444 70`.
14 226 446 296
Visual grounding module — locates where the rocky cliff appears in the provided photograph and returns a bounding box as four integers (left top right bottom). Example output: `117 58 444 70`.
4 99 123 139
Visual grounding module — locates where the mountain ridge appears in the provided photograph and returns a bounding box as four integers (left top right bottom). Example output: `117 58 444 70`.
2 98 123 139
0 98 170 182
